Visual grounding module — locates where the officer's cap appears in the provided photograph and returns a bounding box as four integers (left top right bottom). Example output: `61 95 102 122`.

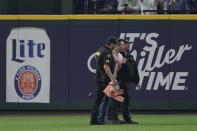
123 38 132 44
106 36 118 45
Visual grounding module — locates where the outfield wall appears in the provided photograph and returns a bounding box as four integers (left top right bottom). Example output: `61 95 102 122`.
0 15 196 110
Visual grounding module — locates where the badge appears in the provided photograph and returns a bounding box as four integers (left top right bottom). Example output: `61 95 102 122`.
106 60 110 63
96 51 100 56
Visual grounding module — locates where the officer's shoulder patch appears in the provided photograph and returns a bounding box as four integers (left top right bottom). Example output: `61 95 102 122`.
106 60 110 63
96 51 100 56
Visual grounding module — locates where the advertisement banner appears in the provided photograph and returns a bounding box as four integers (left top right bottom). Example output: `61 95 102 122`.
69 19 196 109
6 27 50 103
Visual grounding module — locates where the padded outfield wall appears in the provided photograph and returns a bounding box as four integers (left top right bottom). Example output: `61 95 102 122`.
0 15 196 110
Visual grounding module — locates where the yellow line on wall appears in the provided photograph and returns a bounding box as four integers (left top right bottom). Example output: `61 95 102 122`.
119 15 170 20
0 15 196 20
170 15 197 20
0 15 18 20
19 15 69 20
68 15 120 20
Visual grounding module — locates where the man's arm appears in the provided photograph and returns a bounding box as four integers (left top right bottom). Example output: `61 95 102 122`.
104 64 117 85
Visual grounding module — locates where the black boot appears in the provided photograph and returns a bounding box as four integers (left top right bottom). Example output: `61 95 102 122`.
105 119 124 125
123 119 139 124
90 120 105 125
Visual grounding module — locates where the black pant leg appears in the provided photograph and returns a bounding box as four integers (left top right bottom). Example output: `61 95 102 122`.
119 81 131 121
90 82 108 122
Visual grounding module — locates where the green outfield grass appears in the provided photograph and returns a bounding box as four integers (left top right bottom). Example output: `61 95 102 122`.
0 114 197 131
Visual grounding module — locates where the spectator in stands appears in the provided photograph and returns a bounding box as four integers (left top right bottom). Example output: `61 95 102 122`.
117 0 162 14
157 0 168 14
90 0 118 14
141 0 158 14
101 0 118 13
117 0 141 14
166 0 185 11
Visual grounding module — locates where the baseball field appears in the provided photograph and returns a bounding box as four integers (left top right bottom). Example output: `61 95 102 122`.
0 113 197 131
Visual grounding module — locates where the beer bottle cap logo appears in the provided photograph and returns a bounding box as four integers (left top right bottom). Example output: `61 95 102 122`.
14 65 41 100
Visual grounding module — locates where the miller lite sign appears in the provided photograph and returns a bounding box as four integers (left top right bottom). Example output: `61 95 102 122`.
6 27 50 103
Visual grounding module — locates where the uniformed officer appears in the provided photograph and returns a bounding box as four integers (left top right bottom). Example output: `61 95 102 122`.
106 38 141 124
97 39 125 125
90 36 118 125
117 38 141 124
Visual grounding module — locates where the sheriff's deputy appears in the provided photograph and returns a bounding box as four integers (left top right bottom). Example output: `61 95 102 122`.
90 36 118 125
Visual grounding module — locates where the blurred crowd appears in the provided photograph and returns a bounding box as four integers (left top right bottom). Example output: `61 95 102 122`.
74 0 197 14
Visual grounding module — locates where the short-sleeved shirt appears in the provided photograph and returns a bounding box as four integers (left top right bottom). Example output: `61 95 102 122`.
96 45 115 82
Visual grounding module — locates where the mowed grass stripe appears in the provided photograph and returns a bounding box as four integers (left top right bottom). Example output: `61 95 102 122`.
0 115 197 131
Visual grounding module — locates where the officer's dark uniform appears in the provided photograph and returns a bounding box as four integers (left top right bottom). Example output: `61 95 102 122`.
90 45 116 124
107 52 139 122
117 52 139 122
